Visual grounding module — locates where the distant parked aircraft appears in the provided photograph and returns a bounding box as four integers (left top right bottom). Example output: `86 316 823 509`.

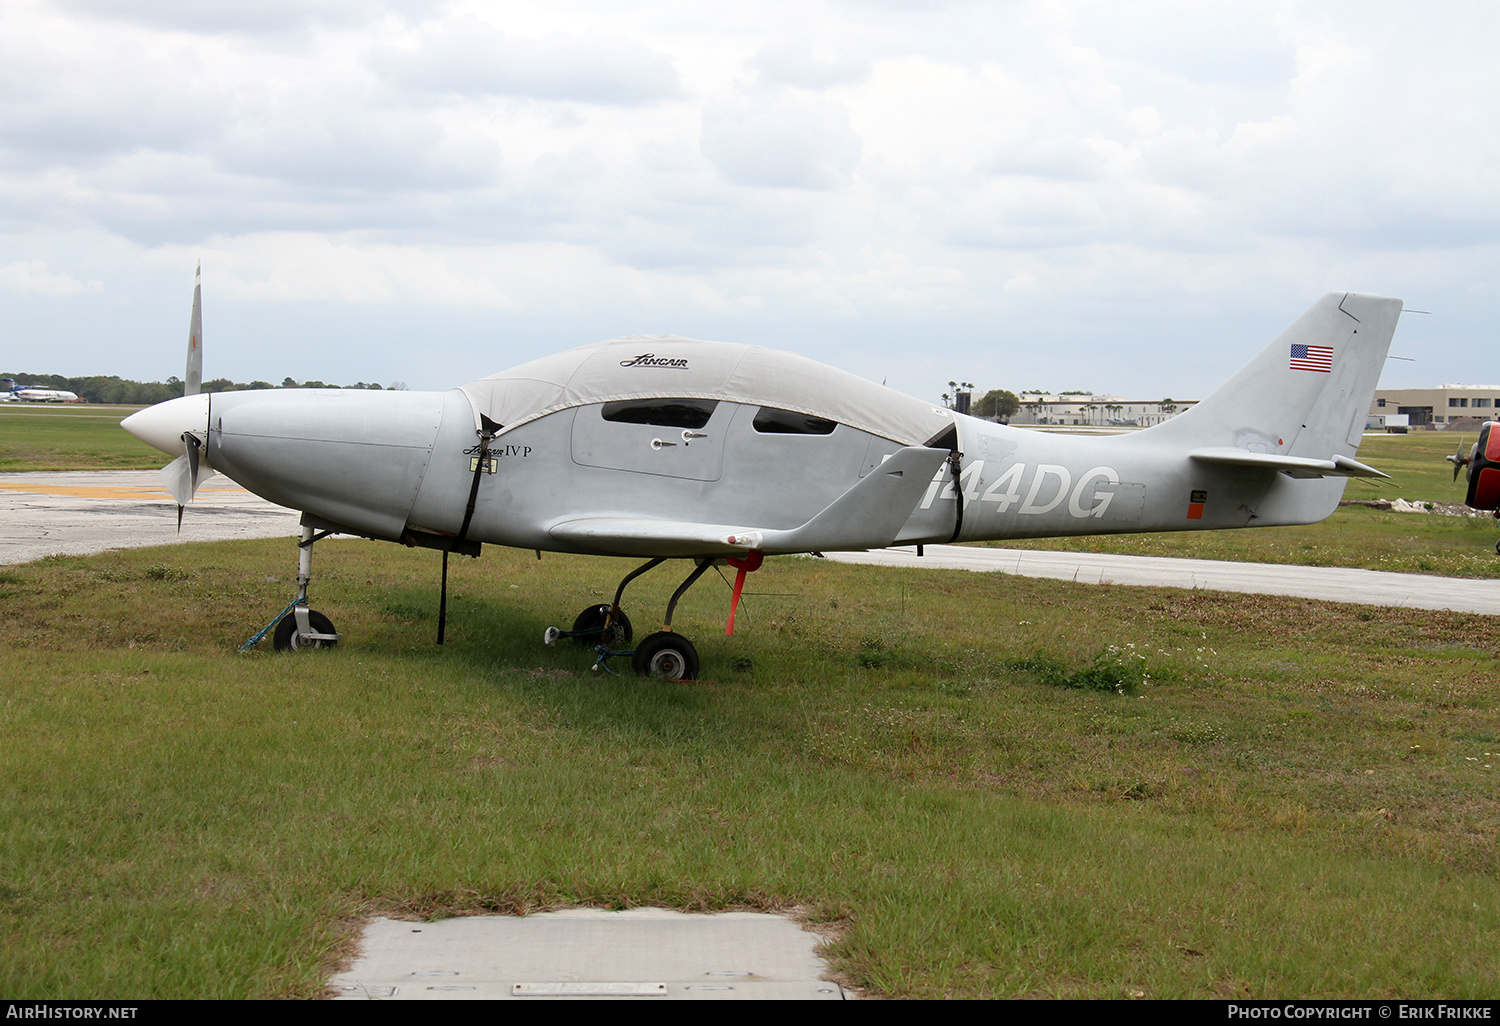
11 387 82 403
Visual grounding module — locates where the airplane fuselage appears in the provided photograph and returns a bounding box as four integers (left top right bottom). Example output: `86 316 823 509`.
125 293 1401 570
185 383 1341 560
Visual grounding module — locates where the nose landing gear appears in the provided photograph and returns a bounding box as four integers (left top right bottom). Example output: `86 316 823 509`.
241 522 343 652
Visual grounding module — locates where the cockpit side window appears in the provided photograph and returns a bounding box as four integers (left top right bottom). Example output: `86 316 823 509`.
601 398 718 429
752 407 837 435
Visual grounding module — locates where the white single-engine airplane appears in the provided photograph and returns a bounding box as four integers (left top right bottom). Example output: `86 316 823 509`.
124 277 1403 679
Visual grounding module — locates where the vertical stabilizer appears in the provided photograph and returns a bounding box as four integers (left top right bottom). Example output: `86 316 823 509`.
1145 292 1402 462
185 262 203 397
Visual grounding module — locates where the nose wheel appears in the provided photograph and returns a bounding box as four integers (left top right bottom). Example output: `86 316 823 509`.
273 608 339 651
241 522 345 652
573 604 633 646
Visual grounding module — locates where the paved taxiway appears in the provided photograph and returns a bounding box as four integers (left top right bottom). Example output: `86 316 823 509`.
825 543 1500 615
0 470 301 564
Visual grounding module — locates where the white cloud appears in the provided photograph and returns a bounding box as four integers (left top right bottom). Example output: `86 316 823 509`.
169 233 518 307
702 90 861 190
372 16 683 105
0 260 102 297
749 40 871 89
0 0 1496 399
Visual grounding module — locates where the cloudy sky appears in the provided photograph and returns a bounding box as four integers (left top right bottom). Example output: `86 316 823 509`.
1 0 1496 402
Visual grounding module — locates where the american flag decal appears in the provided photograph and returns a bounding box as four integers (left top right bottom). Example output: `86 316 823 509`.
1290 344 1333 372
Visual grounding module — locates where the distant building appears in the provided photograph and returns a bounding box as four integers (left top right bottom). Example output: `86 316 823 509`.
1366 412 1409 432
1005 394 1197 427
1369 385 1500 427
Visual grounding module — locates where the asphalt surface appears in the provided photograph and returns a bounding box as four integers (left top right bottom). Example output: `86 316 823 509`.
0 469 301 564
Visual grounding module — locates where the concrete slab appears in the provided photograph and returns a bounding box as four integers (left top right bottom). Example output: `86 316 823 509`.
328 909 846 1000
0 470 300 565
825 544 1500 615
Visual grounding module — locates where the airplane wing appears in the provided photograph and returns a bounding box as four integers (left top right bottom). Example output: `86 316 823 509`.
1189 448 1389 479
548 516 757 557
549 445 952 556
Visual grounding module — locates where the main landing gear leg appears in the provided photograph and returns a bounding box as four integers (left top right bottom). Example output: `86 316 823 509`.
630 559 713 681
543 557 667 648
544 557 710 681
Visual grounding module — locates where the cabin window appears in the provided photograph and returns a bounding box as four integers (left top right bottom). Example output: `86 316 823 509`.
752 407 837 435
601 398 717 429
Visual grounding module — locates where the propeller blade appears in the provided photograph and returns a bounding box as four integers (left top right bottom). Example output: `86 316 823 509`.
185 262 202 397
1448 438 1467 482
160 452 195 506
158 431 215 507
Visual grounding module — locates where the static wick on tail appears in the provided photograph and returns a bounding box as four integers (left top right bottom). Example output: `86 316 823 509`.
161 261 214 529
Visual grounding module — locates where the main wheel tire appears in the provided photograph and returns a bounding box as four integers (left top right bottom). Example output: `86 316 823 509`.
571 604 633 646
631 632 699 681
273 609 338 652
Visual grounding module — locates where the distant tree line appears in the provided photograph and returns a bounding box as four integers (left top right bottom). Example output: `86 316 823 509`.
1 373 401 405
937 383 1022 421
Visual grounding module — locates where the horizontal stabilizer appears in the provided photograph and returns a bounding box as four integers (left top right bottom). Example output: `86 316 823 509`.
549 445 951 557
1189 448 1390 479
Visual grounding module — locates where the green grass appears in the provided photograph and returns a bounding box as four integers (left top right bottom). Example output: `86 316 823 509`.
1348 431 1478 500
0 404 160 471
2 541 1498 998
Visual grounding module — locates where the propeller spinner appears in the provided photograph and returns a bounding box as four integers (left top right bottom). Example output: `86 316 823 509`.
121 393 215 513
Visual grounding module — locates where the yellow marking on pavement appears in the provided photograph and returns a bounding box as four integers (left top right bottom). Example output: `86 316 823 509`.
0 482 245 500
